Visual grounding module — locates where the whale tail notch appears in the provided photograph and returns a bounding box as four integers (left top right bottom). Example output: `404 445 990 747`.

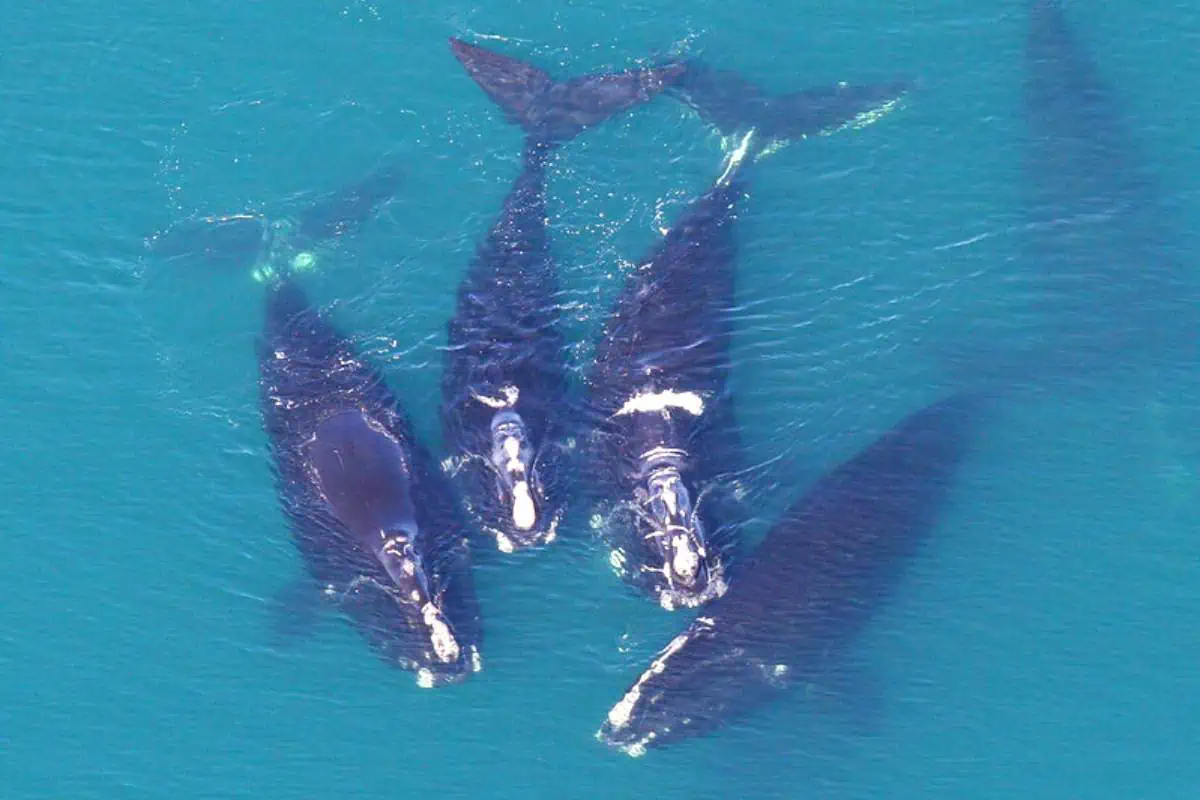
448 37 686 147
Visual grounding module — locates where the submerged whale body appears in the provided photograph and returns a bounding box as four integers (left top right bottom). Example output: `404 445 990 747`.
293 162 405 247
1020 0 1197 373
597 393 980 756
581 69 911 611
945 0 1198 391
259 277 483 687
147 213 268 272
441 38 687 553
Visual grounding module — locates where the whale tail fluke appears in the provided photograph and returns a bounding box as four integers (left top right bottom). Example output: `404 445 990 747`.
147 158 403 285
448 37 686 147
146 214 270 273
672 59 913 165
293 159 405 248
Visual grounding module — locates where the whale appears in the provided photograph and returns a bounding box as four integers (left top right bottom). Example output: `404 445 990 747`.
1018 0 1197 377
944 0 1197 391
581 71 912 611
440 38 687 553
152 169 482 687
596 392 980 756
580 135 753 612
255 273 483 688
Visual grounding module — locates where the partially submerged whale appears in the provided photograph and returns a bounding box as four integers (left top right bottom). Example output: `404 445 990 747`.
1021 0 1197 372
257 274 483 687
151 163 481 687
580 134 753 612
596 393 980 756
441 38 686 553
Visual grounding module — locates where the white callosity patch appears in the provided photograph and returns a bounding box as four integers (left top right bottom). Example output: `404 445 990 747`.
495 531 515 553
423 603 461 664
501 435 537 531
291 251 317 272
671 532 700 581
614 389 705 418
502 436 522 467
511 480 536 530
659 570 729 611
660 480 678 516
486 500 561 551
472 384 520 410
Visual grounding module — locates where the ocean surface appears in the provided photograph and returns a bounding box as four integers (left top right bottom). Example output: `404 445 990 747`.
2 1 1198 797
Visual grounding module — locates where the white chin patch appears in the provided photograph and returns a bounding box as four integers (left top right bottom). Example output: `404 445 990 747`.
422 603 461 664
512 480 536 530
671 534 700 580
503 436 521 460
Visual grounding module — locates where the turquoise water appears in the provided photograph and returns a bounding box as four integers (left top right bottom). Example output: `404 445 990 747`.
2 0 1199 797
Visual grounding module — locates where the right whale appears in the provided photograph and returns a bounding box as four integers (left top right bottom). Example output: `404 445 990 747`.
596 392 981 757
150 169 481 688
581 66 912 611
440 38 686 554
255 273 483 688
952 1 1198 389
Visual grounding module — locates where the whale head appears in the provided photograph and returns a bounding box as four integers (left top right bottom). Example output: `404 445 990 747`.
631 448 728 611
595 615 780 757
477 409 563 552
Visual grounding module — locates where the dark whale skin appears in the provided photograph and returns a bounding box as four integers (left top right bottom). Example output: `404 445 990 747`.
259 277 483 687
597 393 980 756
442 38 687 553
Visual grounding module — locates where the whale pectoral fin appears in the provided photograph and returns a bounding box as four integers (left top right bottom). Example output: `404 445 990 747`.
803 657 888 739
266 577 332 648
